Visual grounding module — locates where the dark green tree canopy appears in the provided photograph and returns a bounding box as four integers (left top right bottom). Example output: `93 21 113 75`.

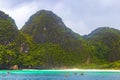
0 10 120 69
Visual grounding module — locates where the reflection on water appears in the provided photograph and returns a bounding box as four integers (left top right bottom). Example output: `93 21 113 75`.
0 71 120 80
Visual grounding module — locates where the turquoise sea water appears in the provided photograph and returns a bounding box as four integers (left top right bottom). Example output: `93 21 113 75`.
0 70 120 80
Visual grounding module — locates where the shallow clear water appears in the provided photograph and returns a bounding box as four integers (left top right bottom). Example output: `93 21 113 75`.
0 70 120 80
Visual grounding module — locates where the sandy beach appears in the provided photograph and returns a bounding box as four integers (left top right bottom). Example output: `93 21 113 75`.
24 69 120 72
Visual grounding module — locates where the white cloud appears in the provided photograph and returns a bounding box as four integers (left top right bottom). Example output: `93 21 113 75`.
100 0 120 8
1 1 39 29
0 0 120 35
65 20 90 35
1 0 67 29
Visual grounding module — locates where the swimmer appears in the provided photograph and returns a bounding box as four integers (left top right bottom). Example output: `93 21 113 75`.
74 72 77 75
7 71 10 75
81 72 84 75
65 74 69 77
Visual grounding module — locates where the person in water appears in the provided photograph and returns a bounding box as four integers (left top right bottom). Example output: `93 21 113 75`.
81 72 84 75
7 71 10 75
74 72 77 75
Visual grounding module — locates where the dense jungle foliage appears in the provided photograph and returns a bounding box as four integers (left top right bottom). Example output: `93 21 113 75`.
0 10 120 69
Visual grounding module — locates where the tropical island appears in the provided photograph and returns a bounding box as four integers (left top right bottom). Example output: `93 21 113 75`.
0 10 120 70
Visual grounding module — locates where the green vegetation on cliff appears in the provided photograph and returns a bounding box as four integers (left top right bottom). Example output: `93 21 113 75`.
84 27 120 62
0 10 120 69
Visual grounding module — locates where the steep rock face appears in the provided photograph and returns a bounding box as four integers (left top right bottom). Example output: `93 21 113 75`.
0 10 18 45
1 10 120 68
85 27 120 62
22 10 80 42
21 10 85 53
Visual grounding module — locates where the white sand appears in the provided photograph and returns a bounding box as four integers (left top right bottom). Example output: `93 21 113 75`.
57 69 120 72
22 69 120 72
41 69 120 72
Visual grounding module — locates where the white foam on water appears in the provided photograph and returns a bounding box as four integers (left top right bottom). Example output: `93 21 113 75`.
21 69 120 72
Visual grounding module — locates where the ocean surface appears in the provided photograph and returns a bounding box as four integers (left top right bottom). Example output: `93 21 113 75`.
0 70 120 80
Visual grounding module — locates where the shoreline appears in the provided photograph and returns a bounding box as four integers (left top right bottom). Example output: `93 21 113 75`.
0 69 120 74
20 69 120 72
0 69 120 72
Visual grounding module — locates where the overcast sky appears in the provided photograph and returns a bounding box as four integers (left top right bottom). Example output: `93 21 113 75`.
0 0 120 35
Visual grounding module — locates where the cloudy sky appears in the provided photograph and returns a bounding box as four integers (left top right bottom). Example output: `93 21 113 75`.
0 0 120 35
